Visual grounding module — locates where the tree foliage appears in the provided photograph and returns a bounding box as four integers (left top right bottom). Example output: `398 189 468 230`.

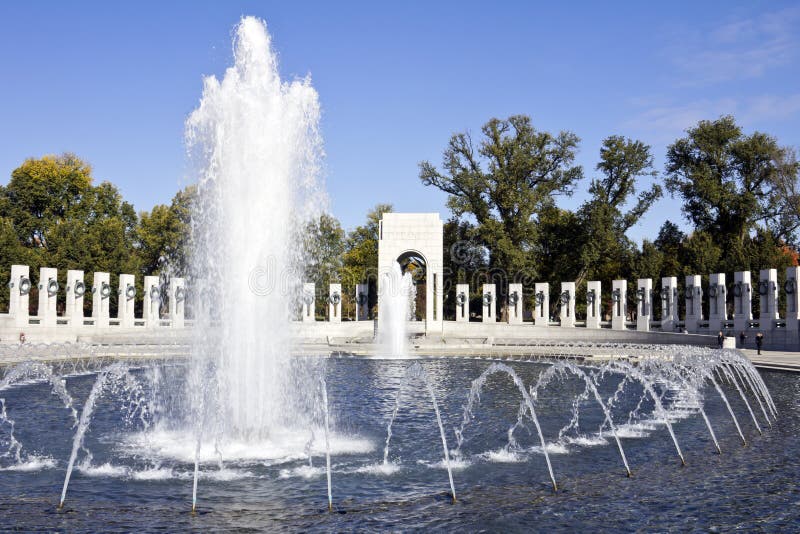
666 115 798 249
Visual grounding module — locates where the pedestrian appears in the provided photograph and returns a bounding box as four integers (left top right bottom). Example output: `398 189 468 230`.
739 331 747 348
755 332 764 355
717 331 724 349
18 332 25 344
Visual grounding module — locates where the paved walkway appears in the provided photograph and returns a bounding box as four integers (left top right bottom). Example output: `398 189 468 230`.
741 348 800 372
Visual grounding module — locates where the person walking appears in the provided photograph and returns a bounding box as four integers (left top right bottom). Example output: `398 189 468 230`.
755 332 764 355
717 331 724 349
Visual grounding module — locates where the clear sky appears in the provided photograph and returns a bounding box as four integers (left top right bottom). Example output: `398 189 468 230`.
1 1 798 242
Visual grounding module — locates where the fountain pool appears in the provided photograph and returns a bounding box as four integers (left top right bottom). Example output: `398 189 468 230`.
0 351 798 530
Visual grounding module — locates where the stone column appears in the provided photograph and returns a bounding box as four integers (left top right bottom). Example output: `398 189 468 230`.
92 272 111 328
636 278 652 332
65 270 86 325
143 276 160 328
118 274 136 328
37 267 59 327
482 283 495 323
169 277 185 328
559 282 575 327
586 281 601 329
708 273 727 332
785 267 800 332
507 283 523 324
611 280 627 330
9 265 31 328
758 269 778 325
302 283 315 322
733 271 752 333
660 277 678 332
455 283 469 322
684 274 702 332
355 283 369 321
328 283 342 322
533 282 549 326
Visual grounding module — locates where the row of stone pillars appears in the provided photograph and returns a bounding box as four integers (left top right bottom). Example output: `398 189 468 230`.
453 267 800 332
7 264 185 329
300 283 370 322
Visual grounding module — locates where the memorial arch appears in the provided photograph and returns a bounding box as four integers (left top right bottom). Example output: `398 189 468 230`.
378 213 443 333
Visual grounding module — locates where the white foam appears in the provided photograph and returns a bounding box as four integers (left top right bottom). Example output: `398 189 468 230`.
278 464 326 479
481 448 524 463
131 467 177 481
77 462 129 478
1 456 57 471
614 425 650 438
120 427 374 464
528 442 569 455
354 462 401 475
418 457 471 470
565 435 608 447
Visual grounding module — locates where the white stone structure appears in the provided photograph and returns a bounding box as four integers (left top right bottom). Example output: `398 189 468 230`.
636 278 652 332
143 276 160 327
455 283 469 322
684 274 702 332
378 213 443 333
328 283 342 322
660 277 678 332
758 269 778 322
118 274 136 328
611 280 627 330
65 270 86 325
533 282 549 326
356 283 369 321
302 282 315 322
37 267 59 327
507 283 523 324
482 283 496 323
169 277 185 329
786 267 800 331
585 281 601 329
559 281 575 327
92 272 111 328
9 264 31 328
733 271 753 333
708 273 727 332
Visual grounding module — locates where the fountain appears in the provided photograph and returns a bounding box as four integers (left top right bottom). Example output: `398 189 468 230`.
378 262 414 357
183 15 328 510
0 15 796 532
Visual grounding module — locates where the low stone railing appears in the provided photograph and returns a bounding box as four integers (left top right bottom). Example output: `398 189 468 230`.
3 264 185 331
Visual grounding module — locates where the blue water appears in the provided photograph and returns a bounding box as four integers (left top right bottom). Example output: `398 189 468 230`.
0 357 797 531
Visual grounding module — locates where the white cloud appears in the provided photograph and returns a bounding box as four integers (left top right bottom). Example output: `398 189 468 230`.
623 94 800 142
665 6 800 86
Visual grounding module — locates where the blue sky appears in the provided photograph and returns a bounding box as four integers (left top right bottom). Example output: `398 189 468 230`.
1 1 798 242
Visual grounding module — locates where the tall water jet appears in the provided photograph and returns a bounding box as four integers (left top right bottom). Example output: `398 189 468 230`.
378 262 414 357
185 18 323 436
184 16 326 508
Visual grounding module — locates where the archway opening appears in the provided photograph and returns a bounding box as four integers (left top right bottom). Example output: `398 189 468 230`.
397 251 427 321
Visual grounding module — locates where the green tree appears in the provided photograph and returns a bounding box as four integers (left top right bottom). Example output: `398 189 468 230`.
442 218 487 319
0 153 93 249
0 154 141 315
419 115 582 314
577 136 662 285
137 186 194 277
303 214 346 318
665 115 798 259
653 221 686 278
342 204 392 317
